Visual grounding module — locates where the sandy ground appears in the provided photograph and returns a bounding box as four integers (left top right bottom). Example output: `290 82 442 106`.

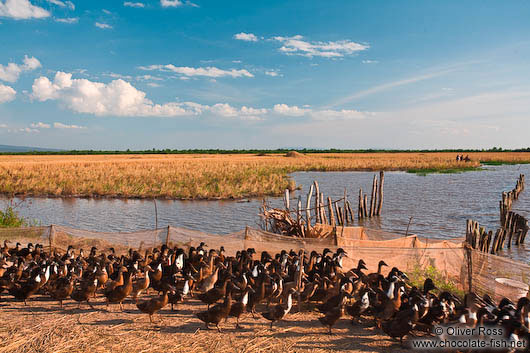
0 291 422 353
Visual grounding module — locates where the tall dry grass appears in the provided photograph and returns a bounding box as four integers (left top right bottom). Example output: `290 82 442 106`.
0 152 528 199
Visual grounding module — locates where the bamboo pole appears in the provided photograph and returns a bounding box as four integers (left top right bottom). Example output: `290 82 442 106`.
358 189 363 219
284 189 290 210
369 175 377 217
335 203 342 225
376 171 384 216
297 196 302 227
305 184 314 233
314 181 320 224
320 193 327 225
345 201 354 224
328 196 336 227
363 195 368 218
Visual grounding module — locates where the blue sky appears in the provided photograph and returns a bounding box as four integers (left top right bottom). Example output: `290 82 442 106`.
1 0 530 149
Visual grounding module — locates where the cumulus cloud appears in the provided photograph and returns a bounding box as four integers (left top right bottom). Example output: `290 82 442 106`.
273 104 309 117
55 17 78 23
362 60 378 64
234 32 258 42
31 72 207 117
0 0 50 19
95 22 112 29
0 83 16 103
54 122 86 129
140 64 254 78
30 121 50 128
0 55 41 83
160 0 181 7
272 35 368 58
124 1 144 7
0 123 7 128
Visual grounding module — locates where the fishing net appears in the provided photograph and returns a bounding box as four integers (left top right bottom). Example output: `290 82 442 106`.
1 224 528 301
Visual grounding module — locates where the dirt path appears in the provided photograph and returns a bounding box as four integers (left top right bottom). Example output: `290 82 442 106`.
0 293 420 353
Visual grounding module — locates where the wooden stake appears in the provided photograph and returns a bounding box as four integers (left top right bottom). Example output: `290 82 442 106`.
284 189 290 210
369 174 377 217
328 197 336 226
376 171 384 216
314 181 320 224
305 184 314 234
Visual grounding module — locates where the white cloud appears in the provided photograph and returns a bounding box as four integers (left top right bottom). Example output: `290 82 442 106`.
209 104 266 120
136 74 163 81
95 22 112 29
0 55 41 83
273 104 309 117
124 1 144 7
11 127 39 133
55 17 78 23
0 84 16 103
140 64 254 78
102 9 111 14
54 122 86 129
47 0 64 6
265 70 281 77
310 109 369 121
160 0 181 7
30 121 50 128
65 0 74 9
234 32 258 42
272 35 368 58
362 60 378 64
0 123 7 128
0 0 50 19
146 82 161 87
31 71 206 117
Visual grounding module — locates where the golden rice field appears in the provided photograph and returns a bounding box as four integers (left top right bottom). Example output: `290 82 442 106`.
0 152 529 199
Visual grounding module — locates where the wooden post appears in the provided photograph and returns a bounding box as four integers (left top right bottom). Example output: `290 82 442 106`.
153 198 158 229
284 189 290 210
314 181 320 224
166 225 170 246
363 194 368 218
369 174 377 217
358 189 363 219
328 197 336 227
320 193 327 225
345 201 354 224
335 203 342 226
297 196 302 227
376 171 384 216
245 225 250 240
305 184 314 234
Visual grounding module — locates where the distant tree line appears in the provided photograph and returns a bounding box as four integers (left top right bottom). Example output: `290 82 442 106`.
1 147 530 156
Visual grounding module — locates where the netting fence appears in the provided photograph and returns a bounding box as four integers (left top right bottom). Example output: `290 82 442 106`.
1 223 528 302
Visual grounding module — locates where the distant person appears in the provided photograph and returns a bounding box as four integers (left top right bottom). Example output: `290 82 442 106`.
464 155 470 162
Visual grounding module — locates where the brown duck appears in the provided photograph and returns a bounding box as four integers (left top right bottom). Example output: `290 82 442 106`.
104 271 133 311
49 274 75 308
228 287 255 329
262 288 297 329
71 278 98 309
198 276 231 310
196 290 233 332
136 284 172 323
318 292 352 334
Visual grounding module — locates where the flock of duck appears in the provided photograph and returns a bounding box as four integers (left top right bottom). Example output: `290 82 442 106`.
1 240 530 351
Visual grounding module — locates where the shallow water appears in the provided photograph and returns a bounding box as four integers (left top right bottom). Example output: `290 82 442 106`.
3 164 529 262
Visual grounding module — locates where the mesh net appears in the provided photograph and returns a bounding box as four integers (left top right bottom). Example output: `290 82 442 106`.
1 224 528 301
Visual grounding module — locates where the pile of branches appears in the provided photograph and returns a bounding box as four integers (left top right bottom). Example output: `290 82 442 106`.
260 206 305 237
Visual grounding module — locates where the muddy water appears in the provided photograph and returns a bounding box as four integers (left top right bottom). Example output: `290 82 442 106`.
4 164 529 261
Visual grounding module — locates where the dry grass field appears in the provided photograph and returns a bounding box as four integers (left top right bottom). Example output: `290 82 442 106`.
0 152 528 199
0 293 419 353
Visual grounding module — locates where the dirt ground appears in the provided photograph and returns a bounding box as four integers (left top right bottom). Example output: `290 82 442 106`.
0 292 421 353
